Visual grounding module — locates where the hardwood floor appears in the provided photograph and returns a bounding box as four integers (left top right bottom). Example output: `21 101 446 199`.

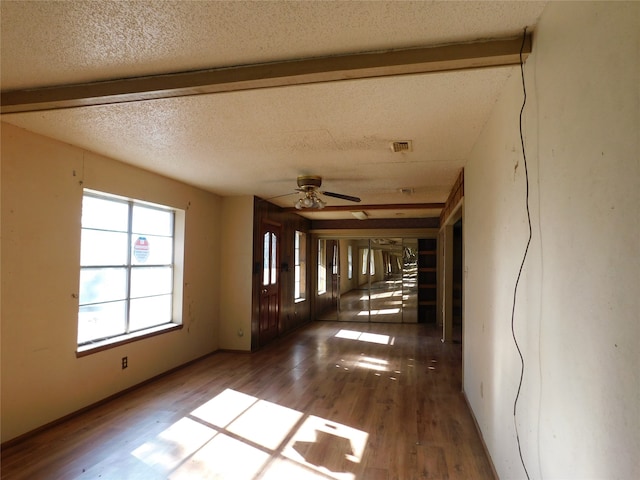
1 322 494 480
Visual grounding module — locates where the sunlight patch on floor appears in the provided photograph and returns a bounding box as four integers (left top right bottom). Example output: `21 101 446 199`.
334 329 393 345
356 356 389 372
132 417 216 472
357 308 400 317
131 388 369 480
169 432 270 480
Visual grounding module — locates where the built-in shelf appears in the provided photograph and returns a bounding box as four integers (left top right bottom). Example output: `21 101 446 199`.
418 238 438 323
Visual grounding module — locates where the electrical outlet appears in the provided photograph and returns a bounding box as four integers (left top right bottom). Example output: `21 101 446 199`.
122 356 128 369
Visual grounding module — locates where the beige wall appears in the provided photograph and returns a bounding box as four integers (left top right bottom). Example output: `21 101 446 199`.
1 123 222 442
219 196 254 351
463 2 639 478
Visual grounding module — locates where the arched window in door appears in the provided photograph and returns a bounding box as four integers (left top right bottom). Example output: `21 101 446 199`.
262 232 277 286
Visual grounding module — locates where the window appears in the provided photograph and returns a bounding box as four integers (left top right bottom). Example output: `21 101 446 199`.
294 231 306 301
78 190 181 348
317 239 326 295
347 245 353 280
361 248 375 276
370 249 376 276
361 248 369 275
263 232 277 286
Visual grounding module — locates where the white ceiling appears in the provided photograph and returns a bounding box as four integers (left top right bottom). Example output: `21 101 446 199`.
0 1 547 220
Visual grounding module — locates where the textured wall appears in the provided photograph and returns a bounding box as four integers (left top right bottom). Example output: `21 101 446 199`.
1 123 221 442
463 2 639 478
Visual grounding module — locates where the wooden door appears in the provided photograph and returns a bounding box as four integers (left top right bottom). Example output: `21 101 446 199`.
259 222 280 345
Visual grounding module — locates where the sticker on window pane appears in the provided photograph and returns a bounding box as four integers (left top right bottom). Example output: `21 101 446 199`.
133 236 150 263
132 235 173 265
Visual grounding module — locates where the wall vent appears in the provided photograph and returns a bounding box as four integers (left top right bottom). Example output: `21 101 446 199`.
391 140 412 152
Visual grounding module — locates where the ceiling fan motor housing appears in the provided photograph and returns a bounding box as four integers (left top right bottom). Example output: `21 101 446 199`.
297 175 323 190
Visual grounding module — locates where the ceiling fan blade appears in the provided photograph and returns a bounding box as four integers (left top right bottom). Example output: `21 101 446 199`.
262 191 298 200
321 191 361 203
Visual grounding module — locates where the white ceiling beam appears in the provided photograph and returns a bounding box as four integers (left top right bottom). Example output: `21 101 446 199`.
1 34 531 114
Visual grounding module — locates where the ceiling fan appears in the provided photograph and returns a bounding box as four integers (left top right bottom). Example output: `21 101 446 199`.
294 175 361 210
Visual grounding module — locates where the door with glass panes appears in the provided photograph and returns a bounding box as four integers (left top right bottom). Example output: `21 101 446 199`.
259 221 280 344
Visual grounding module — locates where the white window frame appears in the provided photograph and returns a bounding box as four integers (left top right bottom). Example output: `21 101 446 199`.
77 189 184 354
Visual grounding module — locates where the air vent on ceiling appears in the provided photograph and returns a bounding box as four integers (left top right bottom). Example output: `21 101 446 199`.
391 140 412 153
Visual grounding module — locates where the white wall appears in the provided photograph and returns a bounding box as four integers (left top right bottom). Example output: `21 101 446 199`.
464 2 639 479
1 123 222 442
219 196 254 351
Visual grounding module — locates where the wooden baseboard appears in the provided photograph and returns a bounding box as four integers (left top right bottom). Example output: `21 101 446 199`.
1 350 219 450
462 390 500 480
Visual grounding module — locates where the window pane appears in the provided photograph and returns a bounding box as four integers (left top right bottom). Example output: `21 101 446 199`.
370 250 376 275
82 195 128 231
78 301 126 344
131 235 173 265
294 266 301 298
132 205 173 236
270 233 277 285
79 268 127 305
130 266 173 298
263 233 270 286
81 230 128 266
318 239 326 294
129 295 172 331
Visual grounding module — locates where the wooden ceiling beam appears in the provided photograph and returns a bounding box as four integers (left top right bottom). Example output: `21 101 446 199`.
281 203 445 214
1 35 531 114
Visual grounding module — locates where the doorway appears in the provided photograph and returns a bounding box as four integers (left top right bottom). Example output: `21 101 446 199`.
453 219 463 343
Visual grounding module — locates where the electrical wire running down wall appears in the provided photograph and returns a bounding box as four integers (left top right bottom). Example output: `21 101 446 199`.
511 26 533 480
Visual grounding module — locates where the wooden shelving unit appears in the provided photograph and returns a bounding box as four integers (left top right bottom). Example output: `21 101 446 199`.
418 238 437 323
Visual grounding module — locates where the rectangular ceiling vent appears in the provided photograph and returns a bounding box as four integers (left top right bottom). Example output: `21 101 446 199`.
391 141 412 153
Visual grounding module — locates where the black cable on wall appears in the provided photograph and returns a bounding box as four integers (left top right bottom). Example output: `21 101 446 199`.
511 26 533 480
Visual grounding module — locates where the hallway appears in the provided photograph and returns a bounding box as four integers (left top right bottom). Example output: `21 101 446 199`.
1 322 494 479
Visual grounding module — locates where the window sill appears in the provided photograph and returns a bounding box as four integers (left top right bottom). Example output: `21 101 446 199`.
76 323 182 357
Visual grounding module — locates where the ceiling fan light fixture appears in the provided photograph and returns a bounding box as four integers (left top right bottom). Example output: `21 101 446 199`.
295 190 325 209
351 211 368 220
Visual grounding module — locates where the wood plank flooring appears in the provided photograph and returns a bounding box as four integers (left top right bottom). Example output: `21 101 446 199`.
1 322 494 480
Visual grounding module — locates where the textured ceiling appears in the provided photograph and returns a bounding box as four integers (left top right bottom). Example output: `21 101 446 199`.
0 0 547 220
